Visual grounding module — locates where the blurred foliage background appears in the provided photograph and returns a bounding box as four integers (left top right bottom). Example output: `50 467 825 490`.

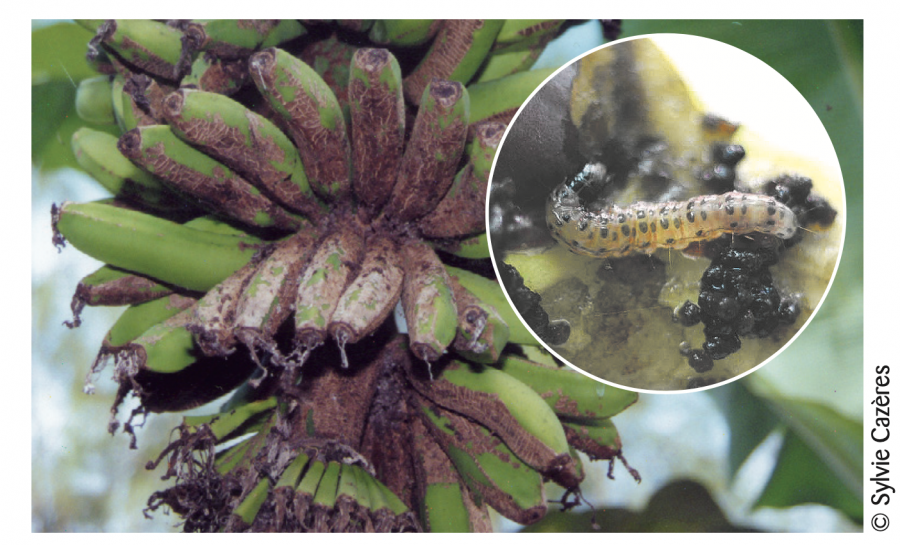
32 19 862 532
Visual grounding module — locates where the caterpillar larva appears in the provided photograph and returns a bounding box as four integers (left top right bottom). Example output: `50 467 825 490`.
546 181 798 258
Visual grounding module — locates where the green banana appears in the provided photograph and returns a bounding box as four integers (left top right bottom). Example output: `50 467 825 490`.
248 48 352 203
364 472 419 532
181 215 263 240
443 265 535 345
448 275 510 364
408 359 579 488
310 461 341 531
110 303 257 414
400 240 459 366
233 478 270 526
180 53 248 96
233 229 319 363
422 482 473 533
117 124 306 230
274 451 311 489
75 75 116 125
467 67 557 126
494 19 564 46
333 462 364 532
51 200 263 292
417 400 547 525
417 120 503 238
213 435 255 475
496 355 639 421
411 414 480 532
329 235 404 357
190 257 263 357
85 293 197 394
563 418 623 462
260 20 308 48
111 73 155 131
382 79 469 223
99 294 198 354
214 412 277 475
476 32 557 83
72 264 174 308
293 223 365 356
290 458 326 527
348 48 406 214
120 306 197 375
430 232 492 260
368 20 440 46
178 20 306 59
78 19 185 81
68 264 175 328
123 73 173 121
161 88 324 220
182 397 277 441
71 127 187 212
402 20 504 104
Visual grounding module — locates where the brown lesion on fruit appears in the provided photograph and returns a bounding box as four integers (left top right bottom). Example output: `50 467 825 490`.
403 20 484 104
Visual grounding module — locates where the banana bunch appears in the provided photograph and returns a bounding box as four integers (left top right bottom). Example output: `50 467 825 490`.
54 19 639 532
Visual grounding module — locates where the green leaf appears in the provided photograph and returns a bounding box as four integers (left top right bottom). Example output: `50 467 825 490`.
756 430 863 523
711 380 863 523
524 479 755 532
32 23 119 172
708 382 779 479
754 396 864 522
32 22 97 85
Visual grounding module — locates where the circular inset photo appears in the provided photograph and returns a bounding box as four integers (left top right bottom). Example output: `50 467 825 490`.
487 34 845 392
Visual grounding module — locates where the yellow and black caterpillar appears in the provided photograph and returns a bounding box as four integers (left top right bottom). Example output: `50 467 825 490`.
546 179 798 258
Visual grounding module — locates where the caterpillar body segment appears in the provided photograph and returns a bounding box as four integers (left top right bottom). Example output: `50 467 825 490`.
547 185 799 258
